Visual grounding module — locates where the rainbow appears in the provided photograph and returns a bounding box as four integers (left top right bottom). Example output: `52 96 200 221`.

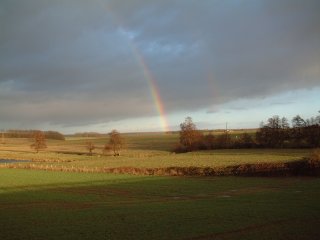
130 45 170 132
105 5 170 132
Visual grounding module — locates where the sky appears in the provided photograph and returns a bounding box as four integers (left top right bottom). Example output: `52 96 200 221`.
0 0 319 133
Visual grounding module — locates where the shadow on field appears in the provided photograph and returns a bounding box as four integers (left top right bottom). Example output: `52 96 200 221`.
0 170 320 240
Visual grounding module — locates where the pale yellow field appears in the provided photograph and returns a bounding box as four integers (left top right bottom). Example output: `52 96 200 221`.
0 135 311 170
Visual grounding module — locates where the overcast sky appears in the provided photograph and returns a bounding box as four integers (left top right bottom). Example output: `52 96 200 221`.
1 0 319 133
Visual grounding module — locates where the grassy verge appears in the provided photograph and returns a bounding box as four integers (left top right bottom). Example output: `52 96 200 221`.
0 148 309 166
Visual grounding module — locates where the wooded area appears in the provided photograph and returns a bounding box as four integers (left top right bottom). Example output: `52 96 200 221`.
175 113 320 152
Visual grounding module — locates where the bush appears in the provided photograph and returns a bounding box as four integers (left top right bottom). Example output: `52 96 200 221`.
173 143 187 153
310 149 320 161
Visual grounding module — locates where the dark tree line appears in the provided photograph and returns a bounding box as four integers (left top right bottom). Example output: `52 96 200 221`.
3 130 65 140
175 113 320 152
175 117 258 152
256 114 320 148
74 132 103 137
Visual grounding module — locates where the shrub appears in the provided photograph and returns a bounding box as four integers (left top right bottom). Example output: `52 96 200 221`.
172 143 187 153
310 149 320 161
85 141 95 156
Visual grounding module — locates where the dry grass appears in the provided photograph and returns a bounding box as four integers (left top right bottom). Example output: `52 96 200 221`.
0 136 314 177
2 157 319 177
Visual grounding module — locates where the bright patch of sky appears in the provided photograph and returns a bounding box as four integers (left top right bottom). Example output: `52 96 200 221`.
52 87 319 134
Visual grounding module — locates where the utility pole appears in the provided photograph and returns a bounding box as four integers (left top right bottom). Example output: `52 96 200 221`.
1 129 4 144
225 122 229 148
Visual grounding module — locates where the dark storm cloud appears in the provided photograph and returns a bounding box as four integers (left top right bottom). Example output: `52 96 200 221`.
0 0 319 128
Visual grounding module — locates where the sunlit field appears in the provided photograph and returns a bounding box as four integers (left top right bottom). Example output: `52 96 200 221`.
0 133 310 170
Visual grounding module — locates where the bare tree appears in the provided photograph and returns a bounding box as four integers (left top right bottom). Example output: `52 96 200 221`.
281 117 290 129
86 141 95 156
267 115 281 128
1 130 5 144
256 116 289 148
179 117 202 151
291 115 306 147
30 131 47 153
109 130 124 156
292 115 306 128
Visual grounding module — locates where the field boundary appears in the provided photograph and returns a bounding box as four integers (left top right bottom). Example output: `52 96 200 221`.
1 158 319 177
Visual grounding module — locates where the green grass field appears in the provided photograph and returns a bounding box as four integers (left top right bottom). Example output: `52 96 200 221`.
0 169 319 240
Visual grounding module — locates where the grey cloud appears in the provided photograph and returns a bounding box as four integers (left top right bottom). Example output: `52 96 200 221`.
0 0 319 129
